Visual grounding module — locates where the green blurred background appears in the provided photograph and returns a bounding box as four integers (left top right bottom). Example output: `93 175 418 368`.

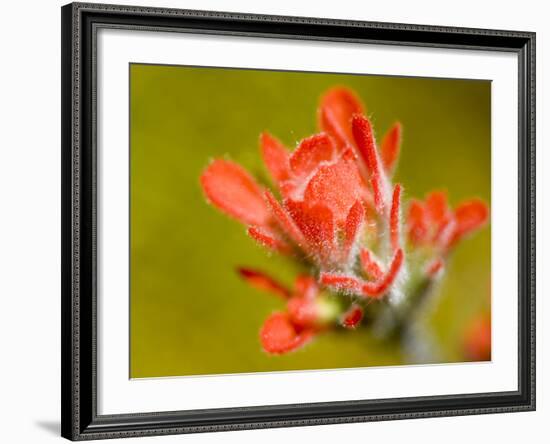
130 64 491 378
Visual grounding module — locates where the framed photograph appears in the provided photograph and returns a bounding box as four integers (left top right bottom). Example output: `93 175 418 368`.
61 2 535 440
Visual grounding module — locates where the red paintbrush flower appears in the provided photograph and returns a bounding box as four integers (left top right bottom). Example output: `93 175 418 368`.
406 190 489 275
238 270 337 353
200 86 490 355
407 191 489 250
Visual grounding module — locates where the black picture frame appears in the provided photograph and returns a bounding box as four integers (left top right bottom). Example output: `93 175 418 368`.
61 2 536 440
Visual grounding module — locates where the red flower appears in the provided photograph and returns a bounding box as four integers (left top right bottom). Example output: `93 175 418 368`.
406 191 489 274
201 88 404 287
407 191 489 250
201 86 490 355
238 270 333 353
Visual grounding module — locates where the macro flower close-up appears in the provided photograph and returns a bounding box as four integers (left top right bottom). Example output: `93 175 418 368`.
200 86 490 359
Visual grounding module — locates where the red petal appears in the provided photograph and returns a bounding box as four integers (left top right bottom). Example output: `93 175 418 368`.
286 200 336 260
260 132 290 183
294 275 319 300
237 268 292 299
321 248 404 298
407 199 428 245
360 248 384 280
287 297 319 328
264 191 308 250
289 133 336 179
303 153 364 224
452 199 489 244
323 251 404 299
319 273 363 293
362 248 404 298
247 226 291 254
343 200 365 261
381 122 402 174
318 87 364 148
259 312 315 354
341 305 363 329
390 184 402 252
351 115 388 214
201 159 270 226
426 191 451 226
